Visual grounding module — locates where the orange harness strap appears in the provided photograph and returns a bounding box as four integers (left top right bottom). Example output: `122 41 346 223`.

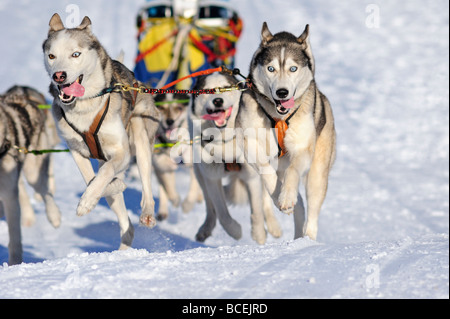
260 106 300 158
81 97 110 161
274 119 289 158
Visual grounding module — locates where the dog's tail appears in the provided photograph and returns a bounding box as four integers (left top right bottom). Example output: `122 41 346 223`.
224 175 248 205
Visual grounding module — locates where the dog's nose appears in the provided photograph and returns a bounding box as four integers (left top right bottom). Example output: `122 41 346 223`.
213 98 224 108
276 89 289 99
166 119 175 127
53 71 67 84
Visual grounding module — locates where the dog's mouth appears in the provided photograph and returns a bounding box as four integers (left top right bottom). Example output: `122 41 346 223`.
57 75 85 104
202 107 233 128
275 97 295 115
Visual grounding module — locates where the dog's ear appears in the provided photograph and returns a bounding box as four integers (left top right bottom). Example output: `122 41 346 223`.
297 24 310 44
298 24 315 75
49 13 65 34
261 22 273 46
78 16 92 31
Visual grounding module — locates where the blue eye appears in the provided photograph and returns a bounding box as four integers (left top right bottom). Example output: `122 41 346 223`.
290 66 298 72
268 66 275 72
72 52 81 58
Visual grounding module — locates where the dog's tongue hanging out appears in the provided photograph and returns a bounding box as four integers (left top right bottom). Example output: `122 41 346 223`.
62 81 85 97
280 97 295 109
202 107 233 127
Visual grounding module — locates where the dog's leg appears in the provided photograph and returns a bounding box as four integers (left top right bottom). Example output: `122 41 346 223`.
18 177 36 227
245 176 267 245
76 145 130 217
1 174 23 265
154 170 180 208
22 150 61 228
157 184 169 221
194 165 217 242
293 194 306 239
262 184 282 238
105 190 134 250
182 167 203 213
208 176 242 240
71 152 126 198
304 136 334 240
129 117 156 228
4 197 23 265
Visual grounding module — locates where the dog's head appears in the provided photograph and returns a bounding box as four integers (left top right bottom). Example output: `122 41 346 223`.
250 23 315 116
154 93 190 137
191 73 241 129
43 14 106 105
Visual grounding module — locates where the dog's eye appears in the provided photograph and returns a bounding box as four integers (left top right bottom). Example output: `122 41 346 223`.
48 54 56 60
290 66 298 72
72 52 81 58
267 66 275 72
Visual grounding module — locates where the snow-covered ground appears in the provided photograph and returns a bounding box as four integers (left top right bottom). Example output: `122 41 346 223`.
0 0 448 299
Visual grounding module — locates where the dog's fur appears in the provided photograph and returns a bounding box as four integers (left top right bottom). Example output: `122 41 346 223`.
236 23 336 240
190 73 281 244
0 86 61 265
43 14 160 249
152 93 203 221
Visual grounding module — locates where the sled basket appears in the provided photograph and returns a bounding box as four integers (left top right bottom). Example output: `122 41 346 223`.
134 0 243 89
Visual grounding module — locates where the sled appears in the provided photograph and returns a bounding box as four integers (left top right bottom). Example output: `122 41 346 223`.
134 0 243 89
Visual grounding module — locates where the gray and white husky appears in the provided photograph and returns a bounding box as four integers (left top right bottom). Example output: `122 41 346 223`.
190 73 281 244
152 93 203 221
0 86 62 265
43 14 160 250
236 23 336 240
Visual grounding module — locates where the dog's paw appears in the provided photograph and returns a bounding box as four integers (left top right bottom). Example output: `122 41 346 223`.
102 178 127 197
251 225 267 245
119 223 135 250
196 228 212 242
266 218 282 238
156 211 168 221
170 195 181 208
140 213 156 228
77 195 99 216
223 220 242 240
278 188 298 215
181 199 195 214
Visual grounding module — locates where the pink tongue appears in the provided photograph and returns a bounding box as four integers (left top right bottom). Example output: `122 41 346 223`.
280 97 295 109
202 107 233 125
62 81 85 97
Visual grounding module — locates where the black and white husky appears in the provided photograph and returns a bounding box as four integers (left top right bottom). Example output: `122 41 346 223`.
190 73 281 244
236 23 336 240
0 86 61 265
43 14 160 250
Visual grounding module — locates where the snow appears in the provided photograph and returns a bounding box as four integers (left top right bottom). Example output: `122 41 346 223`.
0 0 448 299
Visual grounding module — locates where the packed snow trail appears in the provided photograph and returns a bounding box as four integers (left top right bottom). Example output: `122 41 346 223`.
0 0 448 299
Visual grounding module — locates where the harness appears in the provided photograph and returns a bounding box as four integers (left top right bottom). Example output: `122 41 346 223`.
61 82 139 161
258 100 300 158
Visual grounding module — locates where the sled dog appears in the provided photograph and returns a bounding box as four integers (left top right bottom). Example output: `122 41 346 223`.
236 23 336 240
0 86 62 265
190 73 281 244
152 93 203 221
43 14 160 250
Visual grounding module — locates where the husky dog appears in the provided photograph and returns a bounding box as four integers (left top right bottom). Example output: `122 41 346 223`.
43 14 160 250
236 23 336 240
190 73 281 244
152 93 203 221
0 86 62 265
4 86 61 228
